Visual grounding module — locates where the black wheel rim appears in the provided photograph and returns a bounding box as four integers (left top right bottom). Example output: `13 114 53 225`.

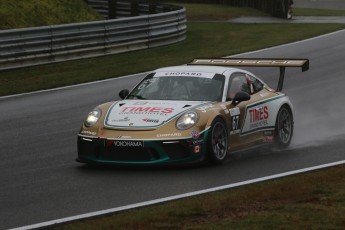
277 108 292 144
211 122 227 160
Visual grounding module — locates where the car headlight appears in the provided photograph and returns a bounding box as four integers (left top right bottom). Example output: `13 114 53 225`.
84 108 102 127
176 111 199 130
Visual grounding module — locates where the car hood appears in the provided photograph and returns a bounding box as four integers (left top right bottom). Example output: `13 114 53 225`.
104 100 209 129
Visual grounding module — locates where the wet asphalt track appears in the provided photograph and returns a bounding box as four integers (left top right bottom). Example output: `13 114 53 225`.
1 8 345 230
294 0 345 10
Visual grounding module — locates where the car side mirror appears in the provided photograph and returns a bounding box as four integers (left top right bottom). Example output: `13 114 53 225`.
119 89 129 99
231 91 250 105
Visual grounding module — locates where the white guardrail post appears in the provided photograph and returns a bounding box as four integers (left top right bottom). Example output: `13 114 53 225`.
0 2 186 71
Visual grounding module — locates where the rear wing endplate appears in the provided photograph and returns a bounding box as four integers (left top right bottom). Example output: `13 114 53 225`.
188 58 309 91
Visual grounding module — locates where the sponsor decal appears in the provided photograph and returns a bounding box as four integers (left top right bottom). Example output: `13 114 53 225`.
196 104 213 112
264 130 274 136
188 138 204 146
192 59 306 67
157 133 182 138
137 78 158 90
194 145 200 153
119 106 174 115
117 136 132 139
142 118 159 123
164 72 203 77
260 92 269 97
112 117 130 122
263 136 273 143
81 130 96 136
155 71 215 79
229 107 240 116
249 106 269 129
134 102 148 105
191 130 200 139
241 95 286 135
113 140 144 147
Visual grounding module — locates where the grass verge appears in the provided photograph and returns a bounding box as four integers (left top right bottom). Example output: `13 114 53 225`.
0 0 102 30
48 164 345 230
167 3 269 20
1 22 344 96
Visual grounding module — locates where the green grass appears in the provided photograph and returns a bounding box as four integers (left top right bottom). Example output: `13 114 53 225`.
168 3 268 20
163 1 345 17
48 164 345 230
1 22 344 96
0 0 102 30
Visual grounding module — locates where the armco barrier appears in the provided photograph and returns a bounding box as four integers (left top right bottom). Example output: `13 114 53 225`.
0 4 186 71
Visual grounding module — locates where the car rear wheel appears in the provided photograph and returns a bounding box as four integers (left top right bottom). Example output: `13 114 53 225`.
207 118 228 164
275 106 293 148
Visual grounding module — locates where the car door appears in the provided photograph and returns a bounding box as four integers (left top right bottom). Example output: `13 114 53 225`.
226 72 268 150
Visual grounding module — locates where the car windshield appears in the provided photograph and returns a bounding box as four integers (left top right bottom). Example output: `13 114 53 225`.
127 73 225 101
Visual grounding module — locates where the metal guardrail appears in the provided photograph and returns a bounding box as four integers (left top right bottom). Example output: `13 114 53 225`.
0 3 186 71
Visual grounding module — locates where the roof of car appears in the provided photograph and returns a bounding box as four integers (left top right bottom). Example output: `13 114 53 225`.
154 65 243 75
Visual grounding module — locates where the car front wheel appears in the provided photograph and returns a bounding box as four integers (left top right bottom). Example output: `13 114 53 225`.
207 118 228 164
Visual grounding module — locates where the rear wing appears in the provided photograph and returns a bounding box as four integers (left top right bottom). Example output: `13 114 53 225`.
188 58 309 91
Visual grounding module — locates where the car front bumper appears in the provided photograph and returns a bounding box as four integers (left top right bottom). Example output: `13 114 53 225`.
77 133 208 166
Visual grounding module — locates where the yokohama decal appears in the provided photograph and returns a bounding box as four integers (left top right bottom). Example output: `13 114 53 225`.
113 140 144 148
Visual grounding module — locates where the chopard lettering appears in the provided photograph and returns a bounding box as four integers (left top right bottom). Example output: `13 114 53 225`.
164 72 202 77
157 133 182 137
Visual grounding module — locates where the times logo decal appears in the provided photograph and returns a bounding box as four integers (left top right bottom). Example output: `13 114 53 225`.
120 106 174 115
113 140 144 148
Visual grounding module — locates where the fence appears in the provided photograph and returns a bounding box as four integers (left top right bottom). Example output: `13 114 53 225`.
0 2 186 71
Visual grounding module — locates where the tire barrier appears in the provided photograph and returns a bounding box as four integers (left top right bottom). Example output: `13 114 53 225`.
0 2 186 71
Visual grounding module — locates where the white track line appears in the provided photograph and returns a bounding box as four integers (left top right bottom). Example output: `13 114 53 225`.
9 160 345 230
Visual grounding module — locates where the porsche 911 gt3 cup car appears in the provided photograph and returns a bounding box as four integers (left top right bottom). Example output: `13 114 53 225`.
77 58 309 165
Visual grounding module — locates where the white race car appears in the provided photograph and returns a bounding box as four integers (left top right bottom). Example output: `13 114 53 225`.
77 58 309 165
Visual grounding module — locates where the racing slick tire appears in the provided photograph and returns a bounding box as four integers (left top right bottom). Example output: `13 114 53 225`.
207 118 229 165
274 105 294 148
